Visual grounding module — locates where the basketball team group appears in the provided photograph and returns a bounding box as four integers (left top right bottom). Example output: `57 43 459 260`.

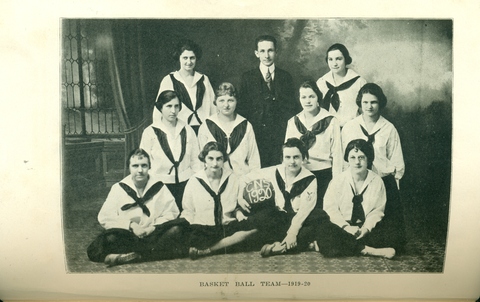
86 35 406 267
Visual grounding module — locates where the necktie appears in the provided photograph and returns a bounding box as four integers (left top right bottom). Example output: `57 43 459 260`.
294 115 333 149
360 125 381 144
169 74 205 125
350 184 368 227
323 76 360 111
206 119 248 170
275 170 315 214
119 181 165 217
265 68 272 90
196 177 230 226
153 127 187 184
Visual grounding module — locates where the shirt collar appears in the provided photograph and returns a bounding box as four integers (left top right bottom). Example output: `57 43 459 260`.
151 114 187 138
196 168 233 193
275 163 314 184
259 63 275 78
325 68 359 85
172 70 204 87
298 108 333 126
347 169 376 194
120 174 163 197
358 115 386 133
207 113 246 131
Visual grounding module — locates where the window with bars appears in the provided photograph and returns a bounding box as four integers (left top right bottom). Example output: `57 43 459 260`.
62 19 123 139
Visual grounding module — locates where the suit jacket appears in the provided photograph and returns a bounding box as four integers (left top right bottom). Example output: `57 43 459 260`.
238 67 298 133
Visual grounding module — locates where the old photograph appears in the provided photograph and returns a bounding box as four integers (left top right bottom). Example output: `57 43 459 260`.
62 18 451 274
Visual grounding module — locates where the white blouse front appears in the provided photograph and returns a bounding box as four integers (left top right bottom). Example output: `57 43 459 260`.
139 114 202 184
285 108 342 177
198 113 261 176
316 69 367 127
154 71 215 127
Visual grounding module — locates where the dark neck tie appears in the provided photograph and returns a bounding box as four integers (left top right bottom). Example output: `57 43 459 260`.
275 170 315 214
360 125 381 144
265 68 272 90
169 74 205 125
153 127 187 184
323 76 360 111
205 119 248 170
119 181 165 217
196 177 230 226
294 115 333 149
350 184 368 227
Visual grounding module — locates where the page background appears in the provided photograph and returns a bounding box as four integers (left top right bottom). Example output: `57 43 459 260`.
0 0 479 300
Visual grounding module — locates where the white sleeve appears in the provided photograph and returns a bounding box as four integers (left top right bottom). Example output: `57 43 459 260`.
153 186 180 225
97 184 131 230
287 179 317 236
387 127 405 180
203 76 216 116
197 123 211 151
330 117 343 177
188 128 202 173
246 123 261 171
284 118 297 142
180 179 196 223
323 178 350 228
362 179 387 231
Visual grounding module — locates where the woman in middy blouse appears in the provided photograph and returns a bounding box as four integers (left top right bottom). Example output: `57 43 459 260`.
140 90 202 211
198 82 261 176
154 39 215 134
285 80 342 208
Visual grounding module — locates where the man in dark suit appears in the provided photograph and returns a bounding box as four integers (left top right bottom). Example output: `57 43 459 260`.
238 35 298 168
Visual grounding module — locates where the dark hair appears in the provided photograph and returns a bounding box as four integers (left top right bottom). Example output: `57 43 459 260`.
198 141 229 163
155 90 182 112
126 148 151 169
283 137 309 160
173 39 203 61
343 139 374 169
298 80 323 107
214 82 237 106
325 43 352 65
255 35 277 50
356 83 388 110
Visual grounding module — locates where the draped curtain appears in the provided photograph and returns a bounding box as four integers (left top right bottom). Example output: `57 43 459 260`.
103 20 149 175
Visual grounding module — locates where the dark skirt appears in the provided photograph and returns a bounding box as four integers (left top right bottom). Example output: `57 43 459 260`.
381 174 406 250
311 168 332 209
87 218 189 263
188 219 256 250
166 181 188 212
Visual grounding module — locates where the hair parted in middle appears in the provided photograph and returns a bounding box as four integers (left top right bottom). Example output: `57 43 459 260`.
344 139 375 170
173 39 203 61
325 43 353 65
198 141 229 163
155 90 182 112
356 83 388 109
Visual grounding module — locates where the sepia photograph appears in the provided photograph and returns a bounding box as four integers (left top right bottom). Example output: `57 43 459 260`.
62 18 451 274
2 0 479 300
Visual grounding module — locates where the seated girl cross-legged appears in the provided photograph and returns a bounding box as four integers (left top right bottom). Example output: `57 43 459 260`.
180 141 258 260
319 139 397 259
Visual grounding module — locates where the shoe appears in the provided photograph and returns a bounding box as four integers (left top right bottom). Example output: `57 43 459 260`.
260 242 285 258
189 247 211 260
104 252 140 267
361 247 396 259
307 241 320 252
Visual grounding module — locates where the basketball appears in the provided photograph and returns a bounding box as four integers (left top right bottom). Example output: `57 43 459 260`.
242 178 276 213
